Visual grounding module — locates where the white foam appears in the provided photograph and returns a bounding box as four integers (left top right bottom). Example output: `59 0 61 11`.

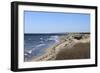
36 43 46 48
40 37 43 40
28 50 33 54
48 36 60 43
24 53 28 56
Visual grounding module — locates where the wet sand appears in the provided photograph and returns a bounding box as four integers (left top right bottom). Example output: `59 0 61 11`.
55 42 90 60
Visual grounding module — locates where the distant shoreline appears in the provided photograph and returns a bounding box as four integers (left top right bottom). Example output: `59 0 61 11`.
24 32 90 35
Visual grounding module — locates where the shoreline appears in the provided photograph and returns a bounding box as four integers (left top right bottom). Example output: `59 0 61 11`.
30 33 90 61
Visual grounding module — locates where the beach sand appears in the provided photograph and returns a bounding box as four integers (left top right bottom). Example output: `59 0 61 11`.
55 42 90 60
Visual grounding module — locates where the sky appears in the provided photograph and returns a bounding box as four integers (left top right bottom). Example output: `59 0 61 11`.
24 11 90 33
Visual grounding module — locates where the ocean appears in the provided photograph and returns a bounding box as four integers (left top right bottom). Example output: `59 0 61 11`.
24 34 65 62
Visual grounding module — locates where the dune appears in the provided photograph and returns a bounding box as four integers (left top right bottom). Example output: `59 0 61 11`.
55 42 90 60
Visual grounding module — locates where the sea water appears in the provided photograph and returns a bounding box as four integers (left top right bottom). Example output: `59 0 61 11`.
24 34 63 62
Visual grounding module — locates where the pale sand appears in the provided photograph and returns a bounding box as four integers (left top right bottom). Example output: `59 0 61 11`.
55 37 90 59
54 37 90 54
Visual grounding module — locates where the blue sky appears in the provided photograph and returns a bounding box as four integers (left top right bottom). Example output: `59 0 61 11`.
24 11 90 33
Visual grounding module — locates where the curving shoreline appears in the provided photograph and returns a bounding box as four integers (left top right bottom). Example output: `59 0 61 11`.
31 33 90 61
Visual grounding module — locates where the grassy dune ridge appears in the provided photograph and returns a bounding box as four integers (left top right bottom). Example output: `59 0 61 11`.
55 33 90 60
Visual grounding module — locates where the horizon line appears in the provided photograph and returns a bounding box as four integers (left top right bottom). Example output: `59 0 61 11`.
24 32 90 34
